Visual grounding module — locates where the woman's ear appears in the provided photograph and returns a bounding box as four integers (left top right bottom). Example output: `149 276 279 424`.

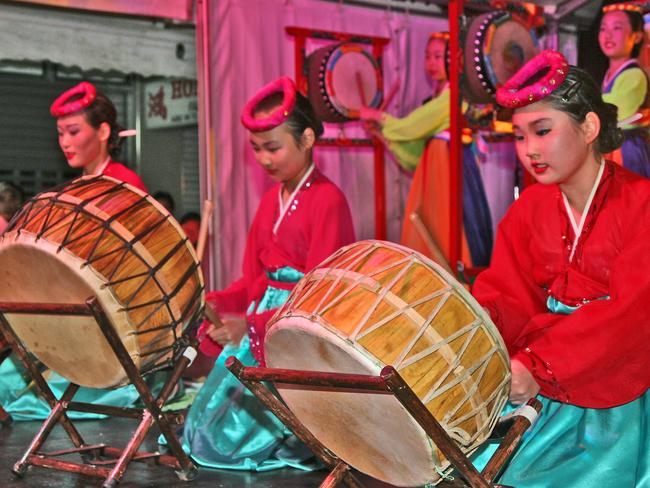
632 30 644 47
583 111 601 145
98 122 111 144
300 127 316 151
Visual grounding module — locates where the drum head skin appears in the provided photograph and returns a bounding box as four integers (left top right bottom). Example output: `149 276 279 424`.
266 317 436 486
464 11 538 103
307 43 382 123
0 235 135 388
266 240 510 486
0 176 204 388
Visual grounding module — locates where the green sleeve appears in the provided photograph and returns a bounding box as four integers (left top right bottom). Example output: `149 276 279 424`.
382 89 450 142
380 89 451 171
602 68 647 122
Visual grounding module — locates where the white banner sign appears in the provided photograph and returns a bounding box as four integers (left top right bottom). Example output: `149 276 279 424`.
145 78 197 129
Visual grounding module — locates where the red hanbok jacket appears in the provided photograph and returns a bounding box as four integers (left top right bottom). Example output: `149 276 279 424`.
473 161 650 408
200 168 355 361
104 160 147 193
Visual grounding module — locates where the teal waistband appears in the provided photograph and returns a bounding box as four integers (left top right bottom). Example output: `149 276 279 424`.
247 266 305 316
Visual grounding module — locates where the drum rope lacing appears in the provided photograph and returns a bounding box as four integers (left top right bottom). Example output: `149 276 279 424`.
268 240 510 486
304 256 504 431
9 176 204 366
280 241 510 445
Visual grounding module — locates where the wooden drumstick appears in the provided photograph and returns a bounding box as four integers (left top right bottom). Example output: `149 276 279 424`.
192 200 224 330
203 302 225 330
379 79 400 111
409 211 454 275
618 113 642 127
196 199 214 262
356 71 368 107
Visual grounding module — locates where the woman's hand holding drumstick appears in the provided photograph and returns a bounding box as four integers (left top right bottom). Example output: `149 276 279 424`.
202 314 247 346
509 359 540 405
358 78 400 133
201 302 247 346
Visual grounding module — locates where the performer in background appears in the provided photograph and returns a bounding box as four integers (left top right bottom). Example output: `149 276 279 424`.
0 182 24 233
360 32 492 270
471 50 650 486
53 81 147 191
170 77 355 470
0 82 149 420
599 1 650 177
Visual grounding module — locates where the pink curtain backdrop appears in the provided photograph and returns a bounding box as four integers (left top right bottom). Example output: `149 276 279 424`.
12 0 193 20
201 0 447 288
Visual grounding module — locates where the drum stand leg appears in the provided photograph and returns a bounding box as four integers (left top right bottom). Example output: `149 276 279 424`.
0 312 88 472
0 297 198 487
87 298 198 486
225 358 541 488
226 357 365 488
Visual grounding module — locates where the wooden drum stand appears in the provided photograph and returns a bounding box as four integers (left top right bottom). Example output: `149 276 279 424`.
0 297 198 488
226 357 541 488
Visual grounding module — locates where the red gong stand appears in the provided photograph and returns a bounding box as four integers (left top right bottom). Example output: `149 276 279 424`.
286 26 390 241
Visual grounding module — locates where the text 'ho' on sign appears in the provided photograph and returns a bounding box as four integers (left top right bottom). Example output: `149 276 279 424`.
145 78 197 129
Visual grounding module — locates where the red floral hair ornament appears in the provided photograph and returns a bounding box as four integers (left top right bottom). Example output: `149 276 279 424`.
496 50 569 108
240 77 297 132
602 1 650 14
50 81 97 117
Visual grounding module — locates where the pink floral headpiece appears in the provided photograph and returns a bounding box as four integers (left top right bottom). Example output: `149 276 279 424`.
240 77 297 132
50 81 97 117
496 50 569 108
602 1 649 14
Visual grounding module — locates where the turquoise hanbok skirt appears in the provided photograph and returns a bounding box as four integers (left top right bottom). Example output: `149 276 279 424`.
166 266 316 471
0 355 146 420
469 392 650 487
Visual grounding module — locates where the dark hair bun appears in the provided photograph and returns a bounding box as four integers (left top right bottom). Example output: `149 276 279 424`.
84 92 124 158
597 102 624 154
545 66 624 154
292 92 324 139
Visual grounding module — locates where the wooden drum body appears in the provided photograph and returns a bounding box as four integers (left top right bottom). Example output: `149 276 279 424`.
0 176 204 388
265 240 510 487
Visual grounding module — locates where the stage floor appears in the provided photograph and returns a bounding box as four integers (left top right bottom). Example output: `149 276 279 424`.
0 417 336 487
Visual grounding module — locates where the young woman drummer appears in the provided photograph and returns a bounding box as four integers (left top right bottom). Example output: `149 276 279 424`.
598 1 650 176
470 50 650 486
168 77 355 470
359 32 493 271
52 81 147 191
0 82 149 420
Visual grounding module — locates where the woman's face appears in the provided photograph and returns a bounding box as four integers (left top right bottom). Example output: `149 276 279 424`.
57 113 108 169
512 102 594 187
599 11 640 61
248 120 312 187
425 38 447 82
